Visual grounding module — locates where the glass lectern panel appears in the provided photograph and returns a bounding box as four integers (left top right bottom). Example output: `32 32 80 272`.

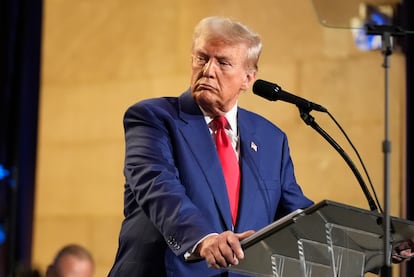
271 254 332 277
229 200 414 277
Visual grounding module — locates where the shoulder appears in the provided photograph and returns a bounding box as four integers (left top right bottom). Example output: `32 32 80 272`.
128 96 178 112
124 95 181 122
238 107 286 137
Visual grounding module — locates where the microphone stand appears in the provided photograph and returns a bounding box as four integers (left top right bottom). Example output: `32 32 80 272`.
298 108 378 212
365 24 406 277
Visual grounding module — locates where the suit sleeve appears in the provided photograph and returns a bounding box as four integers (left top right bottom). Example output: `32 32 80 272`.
123 101 216 256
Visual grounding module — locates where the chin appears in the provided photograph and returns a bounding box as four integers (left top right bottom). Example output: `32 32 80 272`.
194 89 215 101
194 95 218 113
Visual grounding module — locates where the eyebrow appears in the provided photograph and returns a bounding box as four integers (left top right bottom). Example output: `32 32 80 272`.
194 51 232 61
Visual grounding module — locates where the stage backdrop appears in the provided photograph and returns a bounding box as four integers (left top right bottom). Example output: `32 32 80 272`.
33 0 406 276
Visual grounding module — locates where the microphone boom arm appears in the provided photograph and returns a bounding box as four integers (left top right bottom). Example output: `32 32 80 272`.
299 108 379 212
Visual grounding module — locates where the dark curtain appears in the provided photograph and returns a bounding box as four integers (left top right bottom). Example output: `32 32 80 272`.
0 0 43 276
404 0 414 275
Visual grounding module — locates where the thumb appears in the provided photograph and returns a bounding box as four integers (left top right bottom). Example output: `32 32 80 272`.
236 230 255 241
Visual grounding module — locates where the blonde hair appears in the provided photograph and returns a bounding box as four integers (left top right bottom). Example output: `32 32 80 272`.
192 16 262 72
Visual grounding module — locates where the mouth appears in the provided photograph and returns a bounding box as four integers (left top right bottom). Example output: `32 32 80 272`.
195 83 217 92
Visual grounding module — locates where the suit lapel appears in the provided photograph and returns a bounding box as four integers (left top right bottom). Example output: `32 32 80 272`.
177 91 233 229
236 109 263 231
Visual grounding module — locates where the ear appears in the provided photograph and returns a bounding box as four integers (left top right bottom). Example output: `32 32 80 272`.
240 70 257 91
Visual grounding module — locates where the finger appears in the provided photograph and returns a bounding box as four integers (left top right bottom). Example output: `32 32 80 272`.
228 230 255 260
206 250 227 269
225 234 245 261
214 247 230 268
392 255 403 263
199 236 223 268
236 230 255 240
400 249 414 258
203 247 218 269
218 237 239 266
207 235 231 268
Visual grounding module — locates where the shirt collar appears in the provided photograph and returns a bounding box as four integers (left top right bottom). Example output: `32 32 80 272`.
201 104 238 133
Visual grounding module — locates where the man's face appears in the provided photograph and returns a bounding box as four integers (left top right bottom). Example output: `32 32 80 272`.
190 35 256 116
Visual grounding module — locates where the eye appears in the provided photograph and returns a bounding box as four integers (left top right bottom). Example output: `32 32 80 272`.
218 59 232 69
193 55 208 66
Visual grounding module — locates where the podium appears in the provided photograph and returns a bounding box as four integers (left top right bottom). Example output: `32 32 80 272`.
229 200 414 277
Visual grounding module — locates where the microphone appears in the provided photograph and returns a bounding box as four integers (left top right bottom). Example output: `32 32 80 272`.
253 79 327 113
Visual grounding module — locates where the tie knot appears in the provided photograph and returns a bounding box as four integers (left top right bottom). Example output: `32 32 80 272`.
213 116 228 130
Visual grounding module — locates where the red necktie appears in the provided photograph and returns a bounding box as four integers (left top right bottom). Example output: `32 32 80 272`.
212 116 240 225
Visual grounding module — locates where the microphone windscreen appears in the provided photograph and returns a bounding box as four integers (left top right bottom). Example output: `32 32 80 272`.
252 79 280 101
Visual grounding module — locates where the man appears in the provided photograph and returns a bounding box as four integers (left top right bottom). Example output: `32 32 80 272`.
46 244 94 277
109 16 313 276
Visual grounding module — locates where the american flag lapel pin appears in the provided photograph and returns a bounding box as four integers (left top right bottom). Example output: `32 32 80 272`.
250 141 258 152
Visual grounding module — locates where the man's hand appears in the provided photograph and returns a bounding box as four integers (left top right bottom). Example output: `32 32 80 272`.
197 230 255 269
392 239 414 263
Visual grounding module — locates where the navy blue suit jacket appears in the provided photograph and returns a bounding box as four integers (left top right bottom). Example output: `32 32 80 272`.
109 90 313 276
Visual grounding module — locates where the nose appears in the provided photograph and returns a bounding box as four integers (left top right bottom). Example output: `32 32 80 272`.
202 59 216 78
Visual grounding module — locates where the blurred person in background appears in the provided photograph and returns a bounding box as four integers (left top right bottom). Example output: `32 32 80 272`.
46 244 94 277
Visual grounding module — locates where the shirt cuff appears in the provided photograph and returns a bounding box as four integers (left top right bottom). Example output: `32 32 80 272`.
184 233 219 261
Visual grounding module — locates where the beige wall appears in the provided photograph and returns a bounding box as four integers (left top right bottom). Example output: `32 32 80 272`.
33 0 406 276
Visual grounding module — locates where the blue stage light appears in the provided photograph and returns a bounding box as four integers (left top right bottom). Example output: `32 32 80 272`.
0 164 10 180
0 225 5 245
